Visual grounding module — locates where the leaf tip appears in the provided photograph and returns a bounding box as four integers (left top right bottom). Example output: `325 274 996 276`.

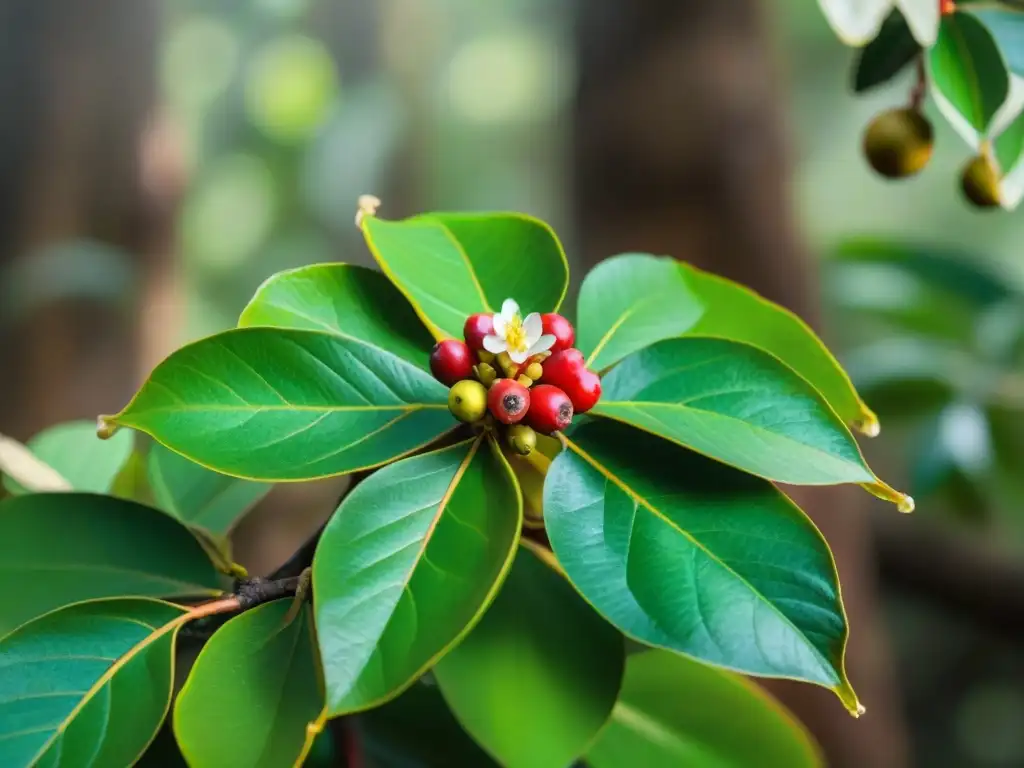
861 481 914 513
835 679 865 717
897 494 915 514
854 411 881 438
355 194 382 230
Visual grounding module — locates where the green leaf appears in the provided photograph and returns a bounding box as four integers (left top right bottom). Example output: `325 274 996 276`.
0 494 220 636
972 8 1024 77
929 11 1009 134
313 436 521 715
544 420 860 712
576 254 703 372
356 681 498 768
681 264 878 434
146 442 271 536
593 338 906 506
2 421 133 496
817 0 893 46
239 263 435 369
587 650 822 768
0 597 189 768
853 11 919 93
434 545 624 768
104 327 454 481
362 212 569 340
174 599 325 768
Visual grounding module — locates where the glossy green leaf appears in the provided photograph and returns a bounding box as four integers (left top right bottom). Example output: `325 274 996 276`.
929 11 1009 134
587 650 822 768
146 442 271 536
576 253 703 372
593 338 900 499
105 327 453 481
356 681 498 768
817 0 892 46
681 264 878 434
852 10 919 93
434 546 624 768
314 436 521 715
0 494 220 636
0 598 189 768
544 420 859 712
362 212 569 340
972 8 1024 77
2 421 132 496
174 599 324 768
239 263 435 369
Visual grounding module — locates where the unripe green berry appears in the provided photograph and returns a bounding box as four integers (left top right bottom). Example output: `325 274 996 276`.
506 424 537 456
448 379 488 423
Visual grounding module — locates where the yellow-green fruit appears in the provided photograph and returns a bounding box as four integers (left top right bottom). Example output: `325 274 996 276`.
960 154 1001 209
862 108 934 179
506 424 537 456
474 362 497 387
448 380 488 423
526 362 543 381
517 374 533 388
477 350 495 364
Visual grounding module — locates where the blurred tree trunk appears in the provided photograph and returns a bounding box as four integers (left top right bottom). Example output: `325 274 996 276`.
573 1 910 765
0 0 175 440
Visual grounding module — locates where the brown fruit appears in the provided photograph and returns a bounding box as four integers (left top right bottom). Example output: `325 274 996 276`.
862 108 934 179
960 154 1001 209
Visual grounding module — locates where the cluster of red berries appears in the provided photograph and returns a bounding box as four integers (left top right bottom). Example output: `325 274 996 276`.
429 311 601 456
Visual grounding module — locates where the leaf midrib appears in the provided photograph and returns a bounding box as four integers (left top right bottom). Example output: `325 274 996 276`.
564 437 838 685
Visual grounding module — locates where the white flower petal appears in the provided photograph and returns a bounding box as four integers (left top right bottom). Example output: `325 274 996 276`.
483 334 508 354
522 313 542 345
528 334 556 356
509 348 530 364
492 313 508 337
500 298 520 321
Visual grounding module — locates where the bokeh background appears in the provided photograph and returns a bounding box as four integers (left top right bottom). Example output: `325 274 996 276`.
3 1 1024 766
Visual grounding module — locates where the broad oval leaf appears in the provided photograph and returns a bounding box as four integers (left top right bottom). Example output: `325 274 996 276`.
434 545 624 768
593 337 888 491
105 327 454 481
544 420 860 712
0 494 220 636
929 11 1009 135
681 264 878 435
362 212 569 340
852 11 919 94
972 8 1024 77
174 599 324 768
2 421 132 496
146 442 271 537
817 0 893 46
587 650 822 768
239 263 435 368
313 436 521 714
576 253 703 372
0 598 188 768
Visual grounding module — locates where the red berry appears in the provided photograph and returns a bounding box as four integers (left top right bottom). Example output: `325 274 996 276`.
463 313 494 351
541 349 602 413
430 340 474 386
525 385 574 434
488 379 531 424
541 313 575 352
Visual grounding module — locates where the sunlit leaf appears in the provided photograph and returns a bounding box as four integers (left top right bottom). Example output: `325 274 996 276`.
174 600 324 768
239 263 435 369
434 546 624 768
0 494 220 636
105 327 453 481
576 253 703 372
0 598 189 768
314 436 521 715
362 212 568 340
588 650 822 768
544 420 860 712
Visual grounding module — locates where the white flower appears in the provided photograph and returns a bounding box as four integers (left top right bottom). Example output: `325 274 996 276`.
482 298 556 364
